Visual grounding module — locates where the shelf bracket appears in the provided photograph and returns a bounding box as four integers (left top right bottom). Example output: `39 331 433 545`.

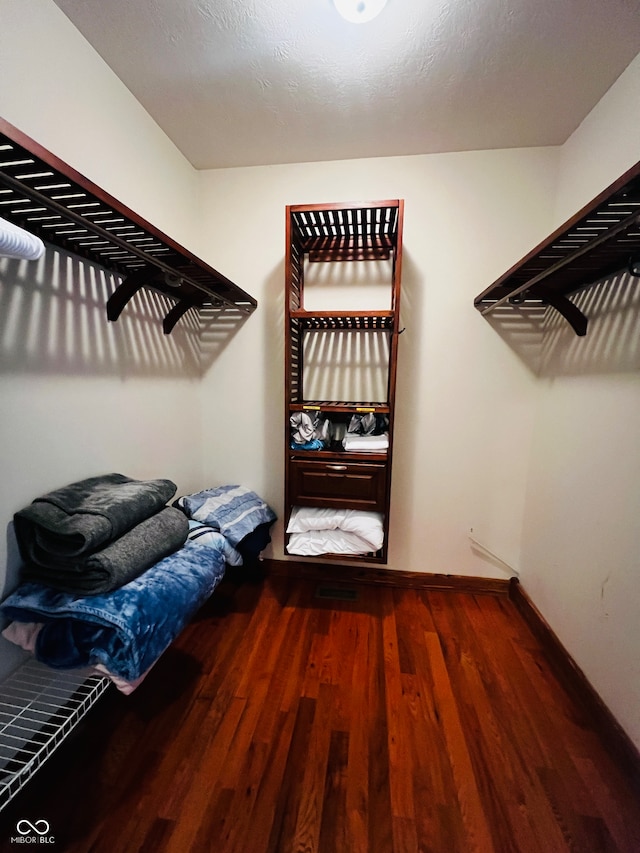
163 299 194 335
106 269 155 323
536 289 588 336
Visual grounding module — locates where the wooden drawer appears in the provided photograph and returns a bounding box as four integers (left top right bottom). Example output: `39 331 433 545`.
289 458 387 511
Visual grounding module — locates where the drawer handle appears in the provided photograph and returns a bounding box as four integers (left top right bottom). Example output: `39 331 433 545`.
327 464 348 471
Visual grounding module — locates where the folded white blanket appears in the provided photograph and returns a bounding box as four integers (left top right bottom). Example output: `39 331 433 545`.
0 215 45 260
343 433 389 452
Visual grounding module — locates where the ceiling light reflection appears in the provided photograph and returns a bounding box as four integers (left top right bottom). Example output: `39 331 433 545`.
333 0 388 24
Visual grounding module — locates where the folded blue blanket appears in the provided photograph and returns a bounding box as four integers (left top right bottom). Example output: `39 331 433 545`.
175 485 276 547
0 540 226 682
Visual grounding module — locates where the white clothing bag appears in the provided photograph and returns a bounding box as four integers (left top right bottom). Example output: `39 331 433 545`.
0 215 45 260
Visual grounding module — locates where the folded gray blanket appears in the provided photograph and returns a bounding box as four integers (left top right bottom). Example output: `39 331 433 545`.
21 507 189 595
14 473 177 562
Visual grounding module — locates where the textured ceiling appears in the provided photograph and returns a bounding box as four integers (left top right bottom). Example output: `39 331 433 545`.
52 0 640 170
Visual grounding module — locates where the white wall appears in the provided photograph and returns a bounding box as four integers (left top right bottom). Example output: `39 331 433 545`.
520 53 640 749
0 0 206 677
0 0 199 249
554 52 640 223
197 147 559 574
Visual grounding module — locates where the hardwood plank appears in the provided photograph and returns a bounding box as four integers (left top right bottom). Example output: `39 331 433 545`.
365 594 393 853
391 815 419 852
318 729 349 853
290 683 335 852
428 592 573 852
402 671 459 849
344 625 372 853
162 696 247 853
381 590 416 822
243 709 300 853
139 817 175 853
266 696 317 853
573 756 640 852
424 628 496 853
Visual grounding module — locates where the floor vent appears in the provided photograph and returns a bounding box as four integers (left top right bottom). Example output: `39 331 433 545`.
315 586 358 601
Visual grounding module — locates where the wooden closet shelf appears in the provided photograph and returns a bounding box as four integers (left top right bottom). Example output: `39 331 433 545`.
288 448 388 462
290 401 390 413
307 238 393 262
474 160 640 336
290 310 395 330
289 201 401 255
0 118 257 334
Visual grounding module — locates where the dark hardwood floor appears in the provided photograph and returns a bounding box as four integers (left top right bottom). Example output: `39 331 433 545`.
0 572 638 852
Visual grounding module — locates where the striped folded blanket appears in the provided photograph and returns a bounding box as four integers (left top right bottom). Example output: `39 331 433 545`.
175 485 276 547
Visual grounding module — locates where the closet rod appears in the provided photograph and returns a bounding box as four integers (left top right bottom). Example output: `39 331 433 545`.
0 171 247 314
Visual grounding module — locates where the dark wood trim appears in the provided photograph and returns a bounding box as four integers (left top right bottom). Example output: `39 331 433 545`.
263 558 511 596
509 577 640 791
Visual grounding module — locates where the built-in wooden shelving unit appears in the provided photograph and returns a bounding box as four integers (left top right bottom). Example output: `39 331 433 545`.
285 200 404 563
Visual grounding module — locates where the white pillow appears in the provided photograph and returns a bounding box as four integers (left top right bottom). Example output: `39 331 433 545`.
287 529 380 556
286 507 384 551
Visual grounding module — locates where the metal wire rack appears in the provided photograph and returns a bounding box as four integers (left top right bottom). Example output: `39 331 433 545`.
0 659 111 812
